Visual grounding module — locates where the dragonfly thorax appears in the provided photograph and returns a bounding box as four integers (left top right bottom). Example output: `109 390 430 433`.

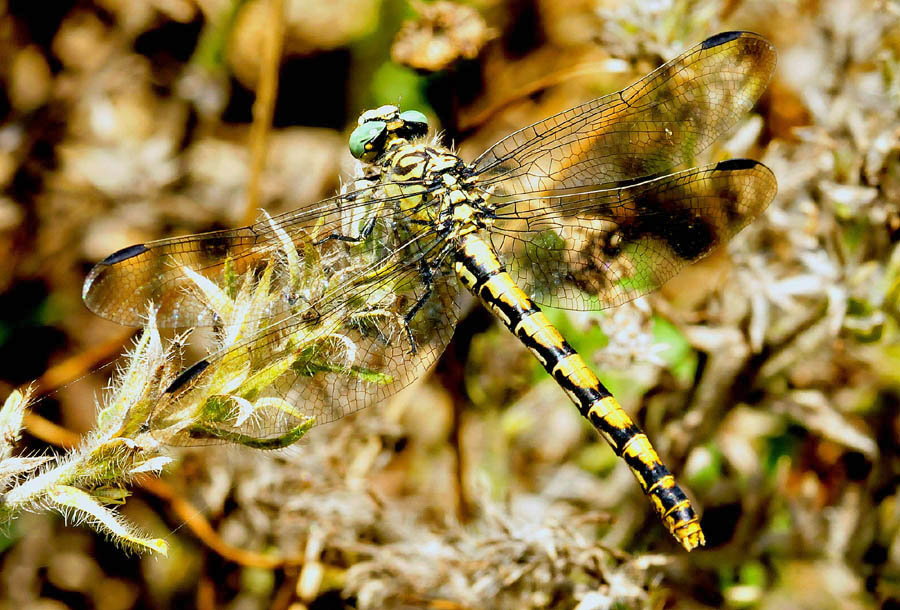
350 106 492 234
386 142 491 235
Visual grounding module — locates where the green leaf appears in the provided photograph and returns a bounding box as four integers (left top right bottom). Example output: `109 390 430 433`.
738 560 768 587
185 418 314 450
0 519 20 553
763 426 805 476
685 443 723 490
223 257 238 300
291 346 394 384
49 485 168 556
652 315 698 384
208 395 235 422
369 62 429 112
90 485 131 505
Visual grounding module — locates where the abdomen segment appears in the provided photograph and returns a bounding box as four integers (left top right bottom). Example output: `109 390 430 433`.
454 231 704 551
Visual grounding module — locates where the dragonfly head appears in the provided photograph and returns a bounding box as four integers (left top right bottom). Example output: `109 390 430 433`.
350 105 429 161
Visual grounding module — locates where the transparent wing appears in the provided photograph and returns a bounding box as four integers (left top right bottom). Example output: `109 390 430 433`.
470 31 776 195
82 181 437 328
488 159 777 310
149 230 462 446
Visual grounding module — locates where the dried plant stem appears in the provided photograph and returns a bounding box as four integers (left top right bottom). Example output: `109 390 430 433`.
36 329 135 393
140 476 304 568
24 411 305 568
458 60 620 131
243 0 286 226
23 412 81 449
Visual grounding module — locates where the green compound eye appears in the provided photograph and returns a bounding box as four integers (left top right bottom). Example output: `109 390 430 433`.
399 110 428 138
399 110 427 127
349 120 387 159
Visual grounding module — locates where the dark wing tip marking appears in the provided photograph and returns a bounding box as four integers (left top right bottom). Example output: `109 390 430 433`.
100 244 149 265
701 31 746 49
165 359 210 394
714 158 762 171
83 243 149 313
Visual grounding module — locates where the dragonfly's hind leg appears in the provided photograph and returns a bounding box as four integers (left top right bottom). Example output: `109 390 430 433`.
401 263 436 355
401 241 456 355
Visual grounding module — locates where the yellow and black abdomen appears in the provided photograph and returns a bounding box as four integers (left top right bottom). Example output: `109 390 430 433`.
453 231 705 551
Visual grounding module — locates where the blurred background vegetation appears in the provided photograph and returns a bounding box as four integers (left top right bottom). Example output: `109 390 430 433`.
0 0 899 608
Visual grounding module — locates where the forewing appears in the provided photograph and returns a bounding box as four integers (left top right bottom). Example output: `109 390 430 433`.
470 31 776 194
488 159 777 310
82 183 432 328
150 251 461 446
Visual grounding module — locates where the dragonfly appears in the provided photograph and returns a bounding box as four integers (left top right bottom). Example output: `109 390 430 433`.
82 31 777 551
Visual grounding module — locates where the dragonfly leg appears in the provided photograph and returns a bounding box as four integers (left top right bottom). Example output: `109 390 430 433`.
453 231 705 551
401 240 456 354
403 295 427 354
401 260 439 355
314 215 378 246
